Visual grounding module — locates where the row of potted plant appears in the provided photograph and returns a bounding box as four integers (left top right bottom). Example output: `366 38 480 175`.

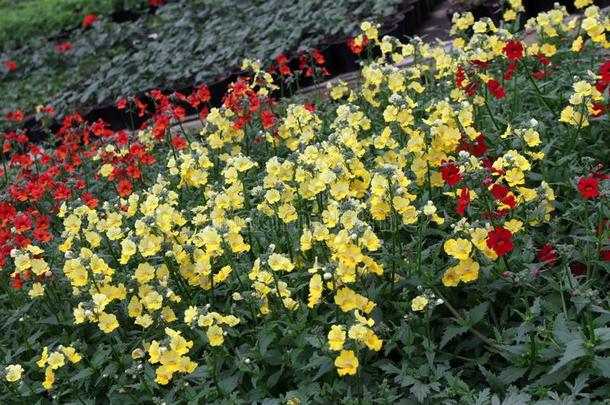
0 0 442 132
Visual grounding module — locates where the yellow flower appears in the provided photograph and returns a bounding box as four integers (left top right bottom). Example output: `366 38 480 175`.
334 350 359 376
134 262 156 284
267 253 294 272
43 367 55 389
575 0 593 8
411 296 429 311
307 273 323 308
155 365 173 385
99 163 114 177
560 105 589 128
131 348 145 359
148 340 162 364
47 352 65 370
184 306 199 326
28 282 45 299
61 347 82 363
98 312 119 334
206 325 224 346
522 129 541 147
504 168 525 187
327 325 346 351
443 258 481 287
443 238 472 261
138 234 163 257
503 9 517 21
504 219 523 234
37 347 49 368
4 364 23 382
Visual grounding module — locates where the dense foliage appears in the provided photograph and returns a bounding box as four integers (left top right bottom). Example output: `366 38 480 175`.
0 0 151 49
0 0 401 118
1 0 610 403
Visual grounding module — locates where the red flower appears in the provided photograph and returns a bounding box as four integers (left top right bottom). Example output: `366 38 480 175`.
570 262 586 276
456 187 470 216
537 243 558 267
503 61 517 81
82 14 97 29
503 40 524 60
311 48 325 65
171 136 188 150
537 54 550 66
456 66 465 88
82 193 99 208
577 176 599 199
117 98 127 109
4 59 17 72
55 42 72 52
32 229 52 243
261 110 276 129
487 79 505 99
471 60 489 69
490 184 509 200
149 0 165 5
591 102 605 117
599 61 610 83
13 214 31 232
117 179 132 197
347 36 368 55
486 226 514 257
532 70 547 80
440 161 462 186
11 274 24 289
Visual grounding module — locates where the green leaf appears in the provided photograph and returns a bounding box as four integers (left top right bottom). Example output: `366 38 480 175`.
467 302 489 326
592 357 610 378
409 379 430 403
218 373 240 393
440 324 468 348
499 367 526 385
70 368 94 383
549 338 588 374
258 329 274 357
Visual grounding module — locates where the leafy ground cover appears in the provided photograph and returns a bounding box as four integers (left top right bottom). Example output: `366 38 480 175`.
0 0 402 120
0 0 152 50
1 0 610 403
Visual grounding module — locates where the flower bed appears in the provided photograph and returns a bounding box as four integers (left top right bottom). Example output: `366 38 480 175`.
1 1 610 403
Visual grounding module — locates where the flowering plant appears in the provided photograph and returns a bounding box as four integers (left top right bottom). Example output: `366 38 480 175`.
1 1 610 403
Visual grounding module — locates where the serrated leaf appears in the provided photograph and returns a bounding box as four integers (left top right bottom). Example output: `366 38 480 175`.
468 302 489 325
440 324 469 348
549 338 588 374
501 392 532 405
592 356 610 378
409 379 430 403
499 367 526 385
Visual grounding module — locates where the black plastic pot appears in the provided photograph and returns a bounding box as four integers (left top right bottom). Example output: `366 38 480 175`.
322 41 360 76
400 5 418 37
111 9 141 23
209 73 240 106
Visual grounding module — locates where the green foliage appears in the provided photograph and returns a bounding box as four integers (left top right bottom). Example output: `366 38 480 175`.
0 0 147 50
0 0 402 116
